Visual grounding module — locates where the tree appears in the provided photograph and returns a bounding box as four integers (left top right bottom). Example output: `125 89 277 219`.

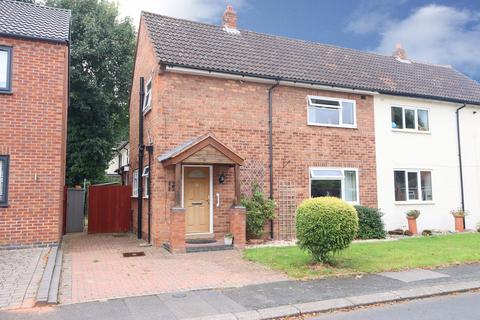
46 0 136 185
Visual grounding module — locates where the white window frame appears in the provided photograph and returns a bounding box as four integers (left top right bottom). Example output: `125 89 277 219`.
394 169 434 204
142 78 152 113
142 166 150 198
132 169 139 197
307 96 357 128
309 167 359 204
391 105 430 133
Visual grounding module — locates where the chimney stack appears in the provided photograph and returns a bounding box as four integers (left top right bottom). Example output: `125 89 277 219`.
392 43 407 60
223 5 237 30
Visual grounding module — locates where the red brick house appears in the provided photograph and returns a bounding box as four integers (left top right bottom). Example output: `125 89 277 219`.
129 6 378 252
0 0 70 249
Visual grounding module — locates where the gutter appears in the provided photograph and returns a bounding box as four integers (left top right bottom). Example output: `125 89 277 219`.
456 104 466 228
164 65 379 96
164 65 480 107
268 81 279 240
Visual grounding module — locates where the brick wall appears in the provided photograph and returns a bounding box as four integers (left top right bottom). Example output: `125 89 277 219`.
129 22 377 244
0 36 68 248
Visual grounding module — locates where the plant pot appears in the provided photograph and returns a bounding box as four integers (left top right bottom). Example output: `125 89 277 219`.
224 236 233 246
407 216 418 235
454 216 465 232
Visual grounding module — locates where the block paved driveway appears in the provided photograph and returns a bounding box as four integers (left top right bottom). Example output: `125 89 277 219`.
0 247 49 310
59 233 287 304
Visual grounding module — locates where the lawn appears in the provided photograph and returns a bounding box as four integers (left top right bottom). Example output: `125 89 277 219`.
244 233 480 279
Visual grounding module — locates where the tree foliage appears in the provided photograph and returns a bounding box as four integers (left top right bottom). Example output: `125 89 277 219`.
46 0 136 185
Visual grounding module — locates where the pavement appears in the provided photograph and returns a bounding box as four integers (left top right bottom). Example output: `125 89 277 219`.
0 247 50 310
2 263 480 319
310 291 480 319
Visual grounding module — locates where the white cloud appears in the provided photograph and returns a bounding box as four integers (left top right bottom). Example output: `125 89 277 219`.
345 0 406 35
115 0 247 27
374 5 480 77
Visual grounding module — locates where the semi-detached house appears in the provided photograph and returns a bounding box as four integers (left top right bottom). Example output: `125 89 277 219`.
129 6 480 252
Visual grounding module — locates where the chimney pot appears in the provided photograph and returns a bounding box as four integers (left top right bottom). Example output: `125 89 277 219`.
223 5 237 30
392 43 407 60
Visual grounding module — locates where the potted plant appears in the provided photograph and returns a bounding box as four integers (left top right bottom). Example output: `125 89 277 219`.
406 209 420 235
224 232 233 246
450 208 467 232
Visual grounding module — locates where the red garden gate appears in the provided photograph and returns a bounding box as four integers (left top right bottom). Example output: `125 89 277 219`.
88 184 132 233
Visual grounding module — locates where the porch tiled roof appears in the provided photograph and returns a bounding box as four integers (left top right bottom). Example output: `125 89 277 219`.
0 0 70 43
157 135 208 162
142 11 480 105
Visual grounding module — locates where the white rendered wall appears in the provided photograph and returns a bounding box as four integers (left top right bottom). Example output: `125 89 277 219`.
374 94 471 231
459 107 480 229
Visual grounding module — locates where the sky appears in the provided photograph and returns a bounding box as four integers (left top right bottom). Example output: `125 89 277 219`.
116 0 480 82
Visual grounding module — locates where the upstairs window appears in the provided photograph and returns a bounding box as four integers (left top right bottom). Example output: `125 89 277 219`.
0 156 9 206
310 168 358 203
143 78 152 113
391 106 429 132
307 96 356 128
394 170 433 202
0 46 12 92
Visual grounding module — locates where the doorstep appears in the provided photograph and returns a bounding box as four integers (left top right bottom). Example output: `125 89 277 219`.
163 240 234 253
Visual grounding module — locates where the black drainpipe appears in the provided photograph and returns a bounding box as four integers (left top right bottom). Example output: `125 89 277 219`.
146 145 153 244
268 81 279 239
137 77 145 239
456 104 466 228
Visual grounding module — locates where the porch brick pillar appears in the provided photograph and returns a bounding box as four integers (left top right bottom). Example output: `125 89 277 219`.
230 206 246 249
169 207 186 253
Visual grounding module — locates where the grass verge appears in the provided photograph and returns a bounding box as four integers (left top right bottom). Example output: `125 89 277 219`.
244 233 480 279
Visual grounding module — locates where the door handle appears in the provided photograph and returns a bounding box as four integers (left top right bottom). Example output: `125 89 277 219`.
216 193 220 207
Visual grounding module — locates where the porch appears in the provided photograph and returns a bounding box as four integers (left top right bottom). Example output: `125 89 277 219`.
158 134 247 253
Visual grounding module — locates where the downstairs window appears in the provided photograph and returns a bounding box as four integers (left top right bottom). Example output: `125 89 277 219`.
0 155 9 206
310 168 358 203
394 170 433 202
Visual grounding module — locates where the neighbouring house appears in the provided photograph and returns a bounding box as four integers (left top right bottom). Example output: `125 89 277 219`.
375 47 480 231
129 6 480 252
106 141 130 185
0 0 71 249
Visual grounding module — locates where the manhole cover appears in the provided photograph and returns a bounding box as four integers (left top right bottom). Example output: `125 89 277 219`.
122 251 145 258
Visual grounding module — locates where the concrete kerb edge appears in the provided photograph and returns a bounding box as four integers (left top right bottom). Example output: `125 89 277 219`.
184 281 480 320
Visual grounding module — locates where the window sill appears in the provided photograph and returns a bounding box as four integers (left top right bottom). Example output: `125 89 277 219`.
0 204 9 208
131 195 138 199
391 129 430 134
0 90 13 95
308 123 357 129
395 201 435 205
142 107 152 116
143 196 149 199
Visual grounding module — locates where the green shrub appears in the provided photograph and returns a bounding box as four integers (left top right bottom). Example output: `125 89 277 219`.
354 206 386 240
241 184 276 239
296 197 358 262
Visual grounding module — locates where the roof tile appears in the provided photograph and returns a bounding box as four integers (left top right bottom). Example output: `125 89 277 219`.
142 11 480 105
0 0 70 43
